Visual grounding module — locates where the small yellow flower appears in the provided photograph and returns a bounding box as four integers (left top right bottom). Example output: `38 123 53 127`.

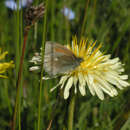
0 48 14 78
51 37 129 100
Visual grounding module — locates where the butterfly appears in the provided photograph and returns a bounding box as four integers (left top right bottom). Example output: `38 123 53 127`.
44 41 83 76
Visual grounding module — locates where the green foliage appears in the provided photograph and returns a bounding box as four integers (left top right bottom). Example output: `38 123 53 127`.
0 0 130 129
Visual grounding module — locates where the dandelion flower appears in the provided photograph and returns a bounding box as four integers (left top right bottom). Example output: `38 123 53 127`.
52 37 129 100
30 37 129 100
0 48 14 78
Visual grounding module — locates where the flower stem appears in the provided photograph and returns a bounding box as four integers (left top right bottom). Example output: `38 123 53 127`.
37 0 48 130
68 94 76 130
11 29 29 130
80 0 90 36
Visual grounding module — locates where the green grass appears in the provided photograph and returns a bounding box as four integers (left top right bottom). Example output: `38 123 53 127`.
0 0 130 129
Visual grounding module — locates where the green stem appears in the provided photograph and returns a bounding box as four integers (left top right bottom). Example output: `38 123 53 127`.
68 94 76 130
37 0 48 130
16 0 20 74
80 0 90 37
64 1 71 44
18 85 21 130
50 0 55 41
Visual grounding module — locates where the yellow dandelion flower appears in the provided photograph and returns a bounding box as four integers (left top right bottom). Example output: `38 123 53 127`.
50 37 129 100
30 37 129 100
0 48 14 78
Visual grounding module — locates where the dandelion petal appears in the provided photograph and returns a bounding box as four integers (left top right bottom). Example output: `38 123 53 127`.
64 77 73 99
78 73 86 96
93 83 104 100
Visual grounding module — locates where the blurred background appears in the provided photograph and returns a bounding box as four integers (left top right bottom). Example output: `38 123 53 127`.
0 0 130 129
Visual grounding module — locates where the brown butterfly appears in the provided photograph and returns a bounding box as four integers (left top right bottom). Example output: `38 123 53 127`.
44 41 83 76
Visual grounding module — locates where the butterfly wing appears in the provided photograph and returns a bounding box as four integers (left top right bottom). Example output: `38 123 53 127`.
44 41 80 76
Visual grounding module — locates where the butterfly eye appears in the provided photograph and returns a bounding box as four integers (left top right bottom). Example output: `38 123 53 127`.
78 57 83 63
